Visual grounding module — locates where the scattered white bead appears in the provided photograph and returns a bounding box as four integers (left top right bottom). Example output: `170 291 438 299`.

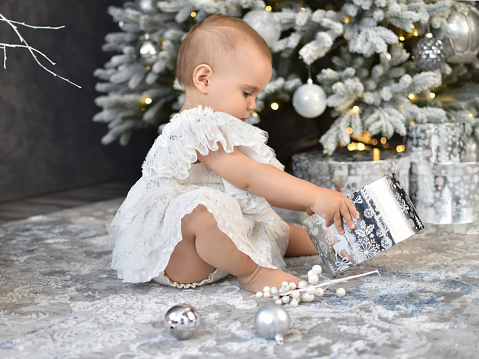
306 286 316 295
307 270 315 277
263 286 271 293
273 295 280 301
282 281 289 288
263 292 271 298
336 288 346 297
282 296 290 304
312 265 322 275
288 282 297 290
315 288 324 297
301 293 314 302
275 299 282 305
291 291 301 299
298 280 308 289
271 287 278 295
256 291 263 298
308 274 319 284
290 299 299 307
279 286 288 293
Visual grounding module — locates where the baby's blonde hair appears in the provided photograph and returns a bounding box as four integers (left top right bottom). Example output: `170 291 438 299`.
176 14 272 88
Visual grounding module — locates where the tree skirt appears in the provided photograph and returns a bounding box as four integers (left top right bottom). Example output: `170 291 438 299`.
1 199 478 358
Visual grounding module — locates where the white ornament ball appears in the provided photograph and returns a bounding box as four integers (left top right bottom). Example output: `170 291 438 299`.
165 304 200 340
243 10 281 47
255 304 291 345
293 82 327 118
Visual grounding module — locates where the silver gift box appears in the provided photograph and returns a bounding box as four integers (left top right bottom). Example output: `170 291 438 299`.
410 162 479 224
292 149 410 194
405 123 466 163
303 174 425 276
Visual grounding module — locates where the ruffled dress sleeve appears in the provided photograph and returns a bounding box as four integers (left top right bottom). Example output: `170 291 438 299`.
142 106 283 181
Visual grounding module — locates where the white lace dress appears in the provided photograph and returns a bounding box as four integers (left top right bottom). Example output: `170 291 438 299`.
110 106 290 285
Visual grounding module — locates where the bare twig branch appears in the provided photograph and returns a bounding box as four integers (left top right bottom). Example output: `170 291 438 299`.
0 12 81 88
0 43 57 65
0 18 65 30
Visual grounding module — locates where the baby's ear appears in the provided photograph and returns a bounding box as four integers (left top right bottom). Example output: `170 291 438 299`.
192 64 213 94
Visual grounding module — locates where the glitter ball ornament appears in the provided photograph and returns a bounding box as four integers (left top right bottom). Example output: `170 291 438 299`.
138 37 159 65
243 10 281 47
165 304 200 340
292 79 327 118
442 3 479 64
412 33 446 71
254 303 291 345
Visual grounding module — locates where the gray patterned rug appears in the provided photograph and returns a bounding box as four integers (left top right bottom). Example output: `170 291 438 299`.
1 199 478 358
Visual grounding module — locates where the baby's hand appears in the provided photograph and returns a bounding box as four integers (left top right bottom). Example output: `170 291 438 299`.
310 189 359 234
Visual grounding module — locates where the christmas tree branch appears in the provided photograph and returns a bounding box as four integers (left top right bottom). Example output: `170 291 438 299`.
0 12 81 88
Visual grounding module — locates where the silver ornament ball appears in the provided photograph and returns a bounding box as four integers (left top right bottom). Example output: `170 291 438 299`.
243 10 281 47
137 0 157 13
138 39 159 65
442 4 479 64
293 81 327 118
165 304 200 340
254 303 291 345
412 34 446 71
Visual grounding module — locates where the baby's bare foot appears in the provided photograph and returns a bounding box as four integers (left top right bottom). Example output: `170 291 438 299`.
237 266 300 293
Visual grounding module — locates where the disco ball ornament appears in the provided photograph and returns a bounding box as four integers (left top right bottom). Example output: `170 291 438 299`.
138 37 159 65
292 80 327 118
136 0 157 13
243 10 281 47
165 304 200 340
254 303 291 345
442 3 479 64
412 33 446 71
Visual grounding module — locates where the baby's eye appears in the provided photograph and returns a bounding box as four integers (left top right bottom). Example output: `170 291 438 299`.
243 91 252 97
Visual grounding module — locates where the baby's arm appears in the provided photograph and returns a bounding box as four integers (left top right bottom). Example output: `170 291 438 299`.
197 146 359 234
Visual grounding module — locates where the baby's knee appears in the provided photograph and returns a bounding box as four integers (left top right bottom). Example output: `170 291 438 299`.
182 204 217 229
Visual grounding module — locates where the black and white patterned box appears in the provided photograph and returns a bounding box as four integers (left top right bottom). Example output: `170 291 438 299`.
303 173 425 276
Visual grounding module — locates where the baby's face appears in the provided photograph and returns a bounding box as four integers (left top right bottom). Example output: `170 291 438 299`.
205 46 272 121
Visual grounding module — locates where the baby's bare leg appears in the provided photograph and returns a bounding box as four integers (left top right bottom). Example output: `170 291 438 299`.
164 205 300 293
285 224 318 257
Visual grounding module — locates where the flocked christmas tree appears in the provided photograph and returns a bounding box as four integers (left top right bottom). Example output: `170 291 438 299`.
94 0 479 155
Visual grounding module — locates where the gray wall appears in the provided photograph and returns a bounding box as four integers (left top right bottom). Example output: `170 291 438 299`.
0 0 154 202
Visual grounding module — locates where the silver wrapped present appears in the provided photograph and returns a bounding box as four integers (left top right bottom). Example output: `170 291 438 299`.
303 174 425 276
292 149 410 194
410 162 479 224
405 123 466 163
